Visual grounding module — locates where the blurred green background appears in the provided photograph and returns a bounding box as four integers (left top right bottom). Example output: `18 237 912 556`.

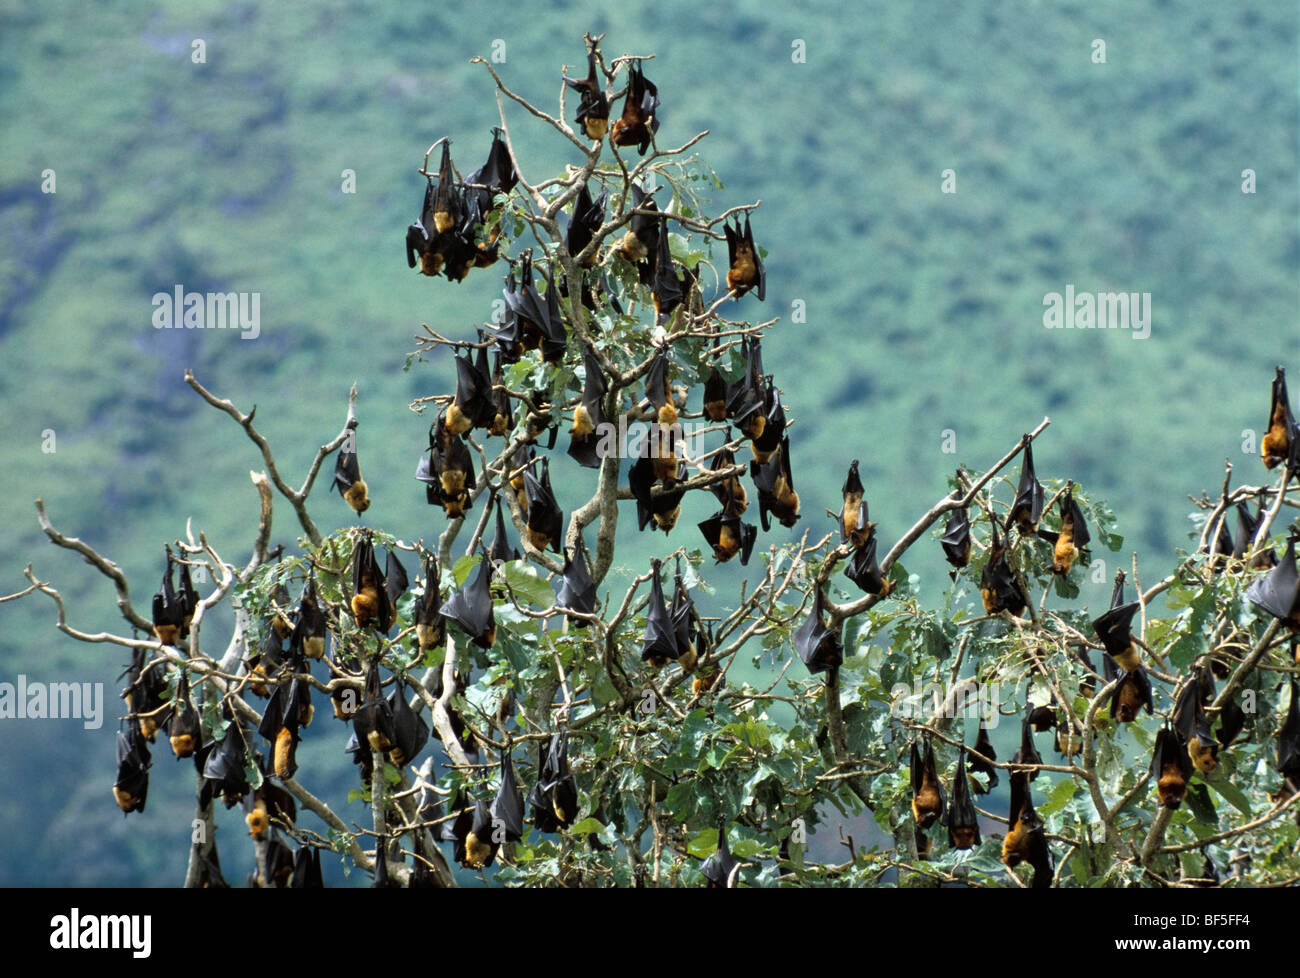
0 0 1294 885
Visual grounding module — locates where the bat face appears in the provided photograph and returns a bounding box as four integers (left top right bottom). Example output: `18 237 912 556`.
1040 485 1090 575
1005 438 1044 533
698 511 757 565
725 215 765 301
440 553 496 648
793 587 842 676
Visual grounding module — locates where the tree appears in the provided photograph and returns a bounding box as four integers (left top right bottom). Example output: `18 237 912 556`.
15 34 1300 888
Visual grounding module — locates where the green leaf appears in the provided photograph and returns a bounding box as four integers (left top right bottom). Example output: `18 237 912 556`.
1204 775 1252 817
451 553 481 587
1039 776 1079 817
501 560 556 608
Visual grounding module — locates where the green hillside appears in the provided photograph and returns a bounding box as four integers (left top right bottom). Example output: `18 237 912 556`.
0 1 1295 884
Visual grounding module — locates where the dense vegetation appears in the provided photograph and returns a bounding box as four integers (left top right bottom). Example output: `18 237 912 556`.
0 2 1295 885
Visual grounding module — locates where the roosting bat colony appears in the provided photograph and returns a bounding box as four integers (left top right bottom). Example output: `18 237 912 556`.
63 34 1300 887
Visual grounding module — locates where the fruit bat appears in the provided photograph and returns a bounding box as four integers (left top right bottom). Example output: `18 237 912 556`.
641 560 677 669
941 505 972 571
724 215 765 301
1262 365 1295 470
793 586 842 676
290 846 324 888
707 449 747 516
1232 498 1271 567
946 749 981 849
1027 706 1057 732
247 626 284 699
838 460 871 548
1002 770 1053 888
414 412 477 519
463 127 516 233
334 419 370 515
725 338 766 435
652 218 685 321
691 622 723 696
352 660 396 757
1277 678 1300 792
1108 661 1154 722
166 674 200 759
1246 530 1300 627
523 456 563 552
112 721 151 815
430 141 460 236
910 736 946 830
700 820 739 887
459 799 498 870
405 177 443 276
628 451 686 534
845 535 894 597
568 344 609 469
486 353 513 438
753 437 801 530
122 645 167 741
703 357 728 423
529 731 579 832
522 384 559 449
387 681 429 767
507 444 533 517
491 749 525 843
556 534 598 621
1218 693 1247 749
563 46 610 140
440 553 496 648
200 723 251 809
699 510 757 565
1013 713 1043 781
371 836 402 889
1037 483 1090 575
669 557 699 672
1172 678 1218 776
414 556 445 652
1004 437 1044 533
487 492 520 571
614 183 659 267
610 59 659 154
1092 570 1141 671
292 574 327 660
1152 725 1192 809
446 345 497 435
350 534 403 633
979 521 1028 616
345 729 374 785
151 546 197 647
565 181 608 270
536 263 568 363
748 381 787 466
968 720 999 793
644 346 677 427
